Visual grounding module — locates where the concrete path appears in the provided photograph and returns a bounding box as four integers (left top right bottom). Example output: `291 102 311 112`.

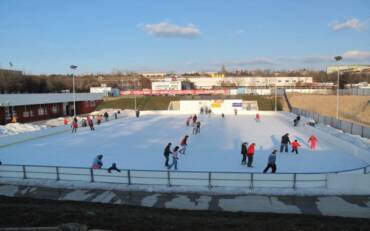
0 183 369 219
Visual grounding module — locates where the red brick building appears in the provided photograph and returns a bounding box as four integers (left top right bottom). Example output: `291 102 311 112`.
0 93 104 125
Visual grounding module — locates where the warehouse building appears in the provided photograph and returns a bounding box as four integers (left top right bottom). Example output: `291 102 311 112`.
0 93 104 125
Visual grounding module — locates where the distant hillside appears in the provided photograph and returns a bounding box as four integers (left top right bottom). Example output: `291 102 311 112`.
288 94 370 126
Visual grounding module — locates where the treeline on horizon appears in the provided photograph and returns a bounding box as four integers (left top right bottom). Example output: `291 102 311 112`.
0 69 369 94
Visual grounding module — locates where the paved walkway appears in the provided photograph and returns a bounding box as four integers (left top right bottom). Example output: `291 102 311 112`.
0 183 369 218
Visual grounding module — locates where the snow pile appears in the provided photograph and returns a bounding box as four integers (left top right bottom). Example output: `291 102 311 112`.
0 123 47 137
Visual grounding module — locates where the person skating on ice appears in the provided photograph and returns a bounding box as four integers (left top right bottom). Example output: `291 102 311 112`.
168 146 180 170
291 139 301 154
263 150 277 173
247 143 255 167
92 154 103 169
308 135 318 150
107 163 121 173
240 142 248 165
163 143 172 167
280 133 291 152
179 135 189 154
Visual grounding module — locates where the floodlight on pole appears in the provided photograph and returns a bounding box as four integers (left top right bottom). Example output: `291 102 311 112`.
70 65 78 117
334 56 342 119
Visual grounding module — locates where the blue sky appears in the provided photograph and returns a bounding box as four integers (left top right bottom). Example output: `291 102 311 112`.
0 0 369 74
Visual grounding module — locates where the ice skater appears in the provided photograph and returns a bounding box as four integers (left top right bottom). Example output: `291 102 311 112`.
193 121 201 135
179 135 189 154
107 163 121 173
240 142 248 165
263 150 277 173
234 108 238 116
291 139 301 154
308 135 318 150
87 116 95 131
280 133 291 153
104 112 109 121
186 115 192 126
71 117 78 133
255 113 260 122
247 143 255 167
293 115 301 126
192 114 197 125
221 113 225 119
163 143 172 167
92 154 103 169
168 146 180 170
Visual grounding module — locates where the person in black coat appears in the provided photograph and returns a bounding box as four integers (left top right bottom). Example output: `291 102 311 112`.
280 133 291 152
108 163 121 173
240 142 248 165
163 143 172 167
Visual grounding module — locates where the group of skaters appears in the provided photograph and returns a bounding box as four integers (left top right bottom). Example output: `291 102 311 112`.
241 132 318 173
91 154 121 173
163 134 189 170
67 110 122 133
200 106 212 115
163 113 205 170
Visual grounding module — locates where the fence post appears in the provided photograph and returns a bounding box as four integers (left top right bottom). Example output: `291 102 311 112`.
364 167 367 174
361 126 364 138
208 172 212 188
22 165 27 179
350 123 354 134
324 174 328 188
90 168 94 182
56 167 60 181
167 171 171 186
293 173 296 190
127 170 131 185
250 173 254 190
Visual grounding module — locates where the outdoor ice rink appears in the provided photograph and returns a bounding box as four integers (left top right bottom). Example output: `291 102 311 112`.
0 112 368 173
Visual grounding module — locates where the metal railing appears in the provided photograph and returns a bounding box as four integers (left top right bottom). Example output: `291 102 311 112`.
0 164 369 190
292 107 370 139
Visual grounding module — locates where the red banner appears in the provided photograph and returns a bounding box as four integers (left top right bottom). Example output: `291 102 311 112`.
120 89 230 96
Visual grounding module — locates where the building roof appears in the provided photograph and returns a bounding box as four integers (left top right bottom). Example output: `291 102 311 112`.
0 93 104 107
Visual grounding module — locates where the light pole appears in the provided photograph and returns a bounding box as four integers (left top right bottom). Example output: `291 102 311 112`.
70 65 78 117
334 56 342 119
274 84 277 112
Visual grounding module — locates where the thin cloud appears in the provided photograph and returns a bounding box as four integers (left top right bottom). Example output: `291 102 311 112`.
342 50 370 60
302 56 333 63
329 18 369 31
234 29 245 35
142 22 201 38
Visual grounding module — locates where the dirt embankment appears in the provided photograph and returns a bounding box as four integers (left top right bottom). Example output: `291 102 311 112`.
1 196 370 231
288 94 370 126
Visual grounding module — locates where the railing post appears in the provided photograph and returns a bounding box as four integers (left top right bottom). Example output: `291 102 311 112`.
364 167 367 174
56 166 60 181
208 172 212 188
250 173 254 190
293 173 296 190
361 126 364 138
22 165 27 179
350 123 354 134
127 170 131 185
167 170 171 186
324 174 328 188
90 168 94 182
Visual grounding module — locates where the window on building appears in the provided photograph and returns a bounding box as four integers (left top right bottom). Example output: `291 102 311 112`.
52 104 59 114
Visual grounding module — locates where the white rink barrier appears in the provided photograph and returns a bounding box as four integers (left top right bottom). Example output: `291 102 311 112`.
0 112 128 148
0 164 369 192
292 107 370 139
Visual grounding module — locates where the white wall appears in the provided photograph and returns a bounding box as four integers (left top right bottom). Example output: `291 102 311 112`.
179 100 243 113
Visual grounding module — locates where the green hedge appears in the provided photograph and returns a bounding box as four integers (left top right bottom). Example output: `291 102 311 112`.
97 95 282 111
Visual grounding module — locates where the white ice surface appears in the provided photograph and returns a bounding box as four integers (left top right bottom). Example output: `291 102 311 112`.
0 112 369 173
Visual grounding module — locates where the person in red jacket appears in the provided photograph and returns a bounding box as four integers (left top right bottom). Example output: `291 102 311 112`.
308 135 318 150
179 135 189 154
247 143 256 167
291 140 301 154
255 113 260 122
63 117 68 125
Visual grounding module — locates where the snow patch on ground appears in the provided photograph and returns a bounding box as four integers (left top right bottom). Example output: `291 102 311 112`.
0 123 47 137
